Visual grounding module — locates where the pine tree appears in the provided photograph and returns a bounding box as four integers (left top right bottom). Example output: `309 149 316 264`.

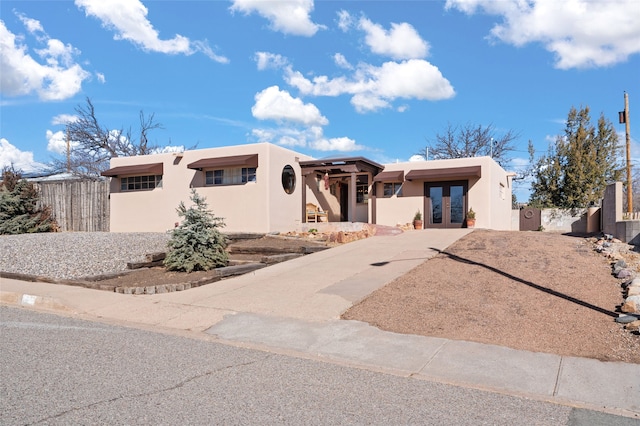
164 189 228 273
0 168 58 234
529 106 622 208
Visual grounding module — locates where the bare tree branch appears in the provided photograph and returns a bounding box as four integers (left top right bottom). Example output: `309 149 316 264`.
48 97 164 178
417 122 518 167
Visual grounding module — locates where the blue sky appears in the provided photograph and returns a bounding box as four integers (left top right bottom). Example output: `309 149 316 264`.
1 0 638 202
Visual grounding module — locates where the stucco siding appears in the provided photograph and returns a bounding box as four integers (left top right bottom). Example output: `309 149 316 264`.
376 195 420 226
107 143 309 233
265 145 313 232
105 143 513 233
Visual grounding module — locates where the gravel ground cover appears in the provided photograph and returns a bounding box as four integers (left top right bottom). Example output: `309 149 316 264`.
0 232 170 280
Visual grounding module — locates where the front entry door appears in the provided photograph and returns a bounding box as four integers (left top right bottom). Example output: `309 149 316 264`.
424 181 467 228
339 182 349 221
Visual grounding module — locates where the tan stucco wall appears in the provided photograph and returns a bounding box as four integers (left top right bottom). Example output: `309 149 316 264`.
373 156 512 230
264 146 312 231
487 158 514 230
108 143 312 233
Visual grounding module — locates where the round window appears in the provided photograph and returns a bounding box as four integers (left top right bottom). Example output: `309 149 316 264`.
281 165 296 194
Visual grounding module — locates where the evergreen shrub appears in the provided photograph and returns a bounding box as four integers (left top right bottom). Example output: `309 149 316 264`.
0 168 58 234
164 189 228 272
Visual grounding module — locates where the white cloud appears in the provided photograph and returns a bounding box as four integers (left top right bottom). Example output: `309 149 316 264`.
409 154 426 162
254 52 288 70
252 86 328 126
336 10 354 32
0 138 46 172
46 130 71 155
0 18 90 100
16 12 44 36
251 128 276 142
51 114 78 126
510 157 531 168
310 136 363 152
191 40 229 63
358 18 429 60
285 59 455 113
250 89 364 153
445 0 640 69
75 0 228 62
230 0 324 37
251 125 363 152
333 53 353 70
96 72 106 83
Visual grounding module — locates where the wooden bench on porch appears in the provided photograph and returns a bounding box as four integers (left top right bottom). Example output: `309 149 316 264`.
306 203 328 223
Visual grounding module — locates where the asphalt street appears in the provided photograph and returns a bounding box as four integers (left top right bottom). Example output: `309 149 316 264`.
1 306 637 425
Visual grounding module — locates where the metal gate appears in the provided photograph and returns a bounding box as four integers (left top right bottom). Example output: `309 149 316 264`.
520 207 541 231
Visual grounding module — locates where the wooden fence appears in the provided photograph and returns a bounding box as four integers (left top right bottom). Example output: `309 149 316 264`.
35 179 110 232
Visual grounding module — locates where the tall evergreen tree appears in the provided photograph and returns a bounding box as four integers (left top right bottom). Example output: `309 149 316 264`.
529 106 622 208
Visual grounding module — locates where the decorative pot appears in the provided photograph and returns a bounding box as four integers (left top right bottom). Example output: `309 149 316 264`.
466 219 476 228
413 220 423 230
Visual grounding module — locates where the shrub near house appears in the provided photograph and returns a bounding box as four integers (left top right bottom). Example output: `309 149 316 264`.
0 168 58 234
164 189 228 273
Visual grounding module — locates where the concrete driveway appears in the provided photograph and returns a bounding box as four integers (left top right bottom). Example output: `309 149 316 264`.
150 228 472 322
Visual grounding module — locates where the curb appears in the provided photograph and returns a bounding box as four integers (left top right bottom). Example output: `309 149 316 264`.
1 290 74 313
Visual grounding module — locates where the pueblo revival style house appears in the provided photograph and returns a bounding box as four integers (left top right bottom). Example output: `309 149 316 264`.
102 142 514 233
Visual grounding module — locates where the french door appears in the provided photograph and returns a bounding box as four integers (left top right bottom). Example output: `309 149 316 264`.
424 181 467 228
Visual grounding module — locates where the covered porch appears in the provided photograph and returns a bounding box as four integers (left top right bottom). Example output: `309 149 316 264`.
299 157 384 224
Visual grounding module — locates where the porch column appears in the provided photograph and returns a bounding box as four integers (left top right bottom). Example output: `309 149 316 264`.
370 174 376 225
301 174 307 223
349 172 356 222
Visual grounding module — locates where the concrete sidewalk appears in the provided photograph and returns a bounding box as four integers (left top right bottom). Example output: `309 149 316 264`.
1 229 639 418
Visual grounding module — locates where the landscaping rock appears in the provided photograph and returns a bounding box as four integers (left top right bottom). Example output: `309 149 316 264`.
614 259 627 270
621 295 640 313
625 320 640 331
615 268 634 279
615 315 639 324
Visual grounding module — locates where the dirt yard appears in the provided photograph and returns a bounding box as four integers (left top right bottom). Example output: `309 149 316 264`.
343 230 640 364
